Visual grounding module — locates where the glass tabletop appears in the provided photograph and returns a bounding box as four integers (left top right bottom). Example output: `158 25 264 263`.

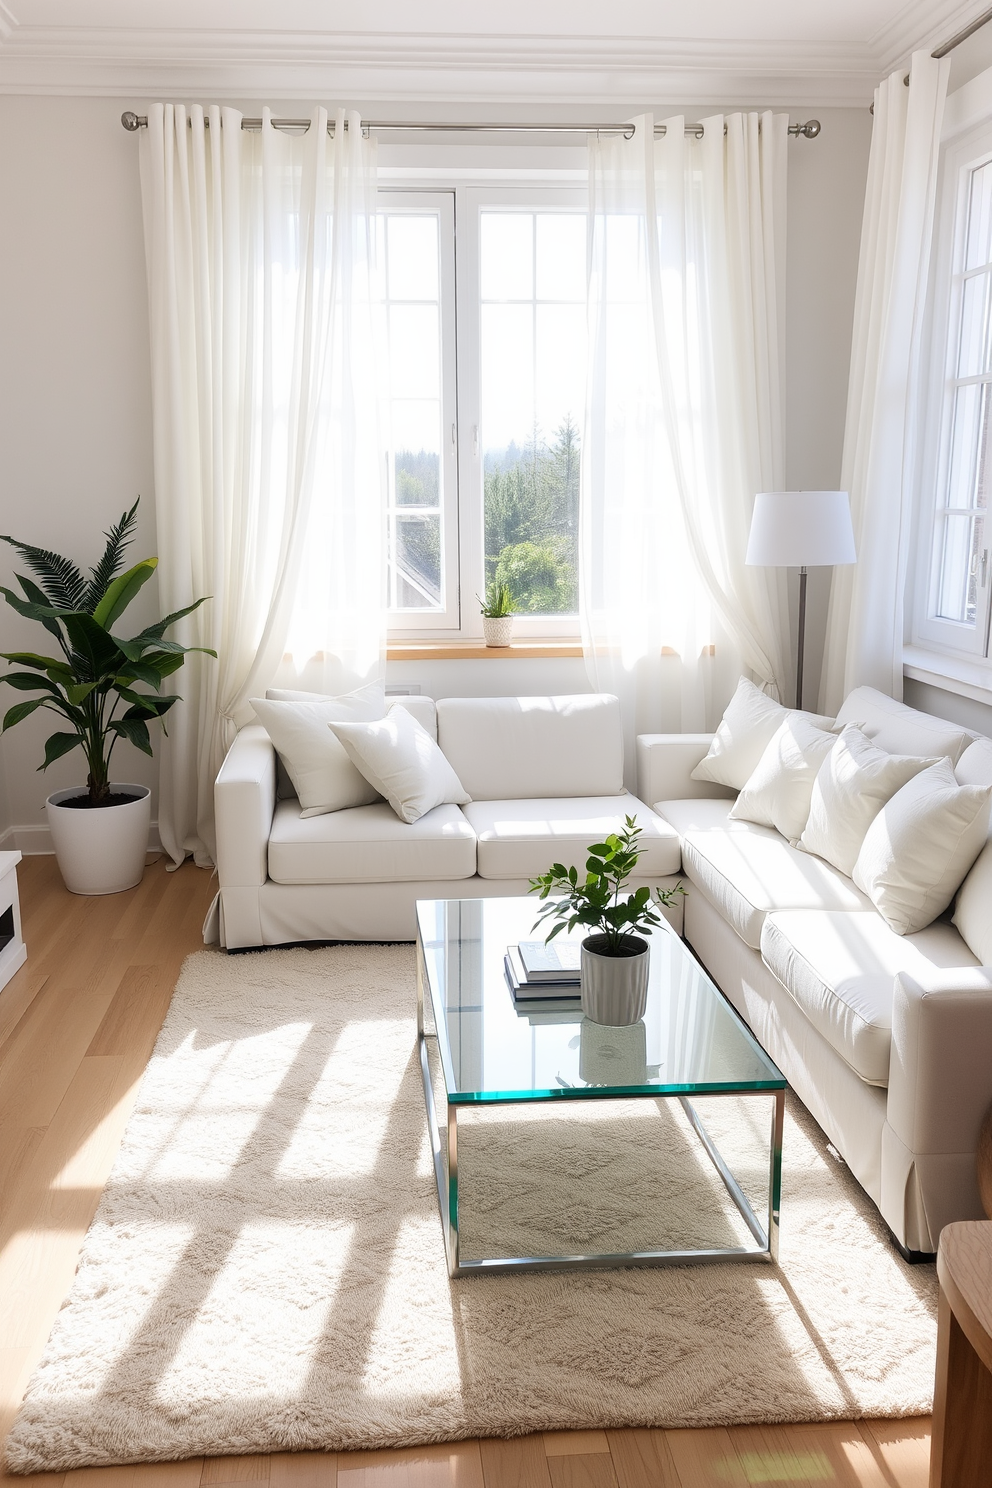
416 896 785 1104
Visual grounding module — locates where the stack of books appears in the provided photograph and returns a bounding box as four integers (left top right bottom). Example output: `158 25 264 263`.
504 938 582 1001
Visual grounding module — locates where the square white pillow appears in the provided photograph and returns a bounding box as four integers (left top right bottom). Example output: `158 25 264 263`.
251 682 386 818
853 759 992 935
798 726 938 877
329 707 471 824
729 713 838 842
691 676 835 791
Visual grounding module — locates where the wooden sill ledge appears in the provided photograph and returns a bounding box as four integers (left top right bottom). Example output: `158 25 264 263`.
387 639 583 661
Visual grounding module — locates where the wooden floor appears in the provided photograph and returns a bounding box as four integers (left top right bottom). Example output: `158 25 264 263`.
0 857 932 1488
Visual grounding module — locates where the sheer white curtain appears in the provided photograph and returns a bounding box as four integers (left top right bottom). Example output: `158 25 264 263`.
582 113 790 770
819 52 948 712
140 104 384 866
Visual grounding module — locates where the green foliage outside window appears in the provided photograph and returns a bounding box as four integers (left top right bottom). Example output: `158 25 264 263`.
484 415 580 614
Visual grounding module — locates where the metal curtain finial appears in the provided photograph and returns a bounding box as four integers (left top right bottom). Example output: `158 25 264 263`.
121 111 141 131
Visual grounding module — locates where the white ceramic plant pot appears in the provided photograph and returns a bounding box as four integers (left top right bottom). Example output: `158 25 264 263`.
580 934 650 1026
46 783 151 896
482 615 513 648
578 1016 648 1085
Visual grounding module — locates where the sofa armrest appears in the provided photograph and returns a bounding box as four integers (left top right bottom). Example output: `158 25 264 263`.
214 724 276 889
636 733 736 806
888 968 992 1161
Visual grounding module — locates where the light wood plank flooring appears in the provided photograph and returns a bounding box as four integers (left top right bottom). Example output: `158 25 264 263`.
0 857 932 1488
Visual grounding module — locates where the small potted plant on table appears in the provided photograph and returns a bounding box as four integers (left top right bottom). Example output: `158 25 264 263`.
478 580 515 648
529 816 684 1025
0 500 214 895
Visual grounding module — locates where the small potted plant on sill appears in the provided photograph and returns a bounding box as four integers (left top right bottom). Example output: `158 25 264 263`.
0 500 214 896
529 816 685 1025
478 579 515 648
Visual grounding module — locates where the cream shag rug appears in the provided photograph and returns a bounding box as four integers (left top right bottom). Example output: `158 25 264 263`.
6 946 937 1473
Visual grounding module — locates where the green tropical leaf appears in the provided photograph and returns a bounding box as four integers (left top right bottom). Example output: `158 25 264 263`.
109 716 153 755
40 731 82 768
92 557 157 630
80 500 140 612
12 576 66 642
129 596 210 646
1 671 62 695
0 536 86 610
0 586 67 626
61 612 124 681
1 650 65 671
3 698 47 730
119 691 179 718
65 681 98 705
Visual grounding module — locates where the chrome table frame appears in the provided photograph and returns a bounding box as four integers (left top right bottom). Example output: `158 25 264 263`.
417 935 785 1279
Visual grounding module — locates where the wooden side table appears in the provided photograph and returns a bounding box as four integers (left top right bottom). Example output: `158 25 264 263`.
0 849 27 992
931 1220 992 1487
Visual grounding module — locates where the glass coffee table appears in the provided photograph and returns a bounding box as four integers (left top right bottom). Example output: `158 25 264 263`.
417 897 786 1278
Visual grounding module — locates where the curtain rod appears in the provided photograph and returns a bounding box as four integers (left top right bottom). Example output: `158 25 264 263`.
933 4 992 57
120 112 822 140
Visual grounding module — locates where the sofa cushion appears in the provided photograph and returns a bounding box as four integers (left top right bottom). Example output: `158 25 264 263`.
798 725 938 877
462 794 680 880
677 816 874 949
730 713 837 841
437 694 623 801
690 676 834 791
329 708 470 824
267 799 476 885
761 910 979 1086
655 798 752 834
835 686 973 764
852 759 991 935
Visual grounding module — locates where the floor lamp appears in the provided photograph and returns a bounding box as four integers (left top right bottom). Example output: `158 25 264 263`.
745 491 857 709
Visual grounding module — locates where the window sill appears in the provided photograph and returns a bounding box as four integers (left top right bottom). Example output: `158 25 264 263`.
903 644 992 706
387 639 583 661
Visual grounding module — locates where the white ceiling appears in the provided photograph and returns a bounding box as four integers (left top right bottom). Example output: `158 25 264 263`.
0 0 989 106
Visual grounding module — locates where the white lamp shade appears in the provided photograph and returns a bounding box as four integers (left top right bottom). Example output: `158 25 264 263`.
745 491 857 567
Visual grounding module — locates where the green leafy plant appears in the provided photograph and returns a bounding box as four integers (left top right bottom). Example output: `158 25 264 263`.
529 815 685 956
477 579 514 619
0 499 215 806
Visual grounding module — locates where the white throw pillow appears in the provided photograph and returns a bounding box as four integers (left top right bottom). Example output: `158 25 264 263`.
853 759 992 935
251 682 386 818
329 707 471 824
953 840 992 963
729 714 837 842
691 677 835 791
799 726 938 877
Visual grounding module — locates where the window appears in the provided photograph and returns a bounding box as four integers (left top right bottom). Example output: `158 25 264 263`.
378 186 587 637
915 126 992 662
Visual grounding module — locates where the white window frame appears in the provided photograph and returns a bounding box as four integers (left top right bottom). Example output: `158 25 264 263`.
377 189 459 632
381 178 587 640
912 111 992 667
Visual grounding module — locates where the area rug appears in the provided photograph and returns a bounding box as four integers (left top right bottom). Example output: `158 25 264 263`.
6 945 937 1472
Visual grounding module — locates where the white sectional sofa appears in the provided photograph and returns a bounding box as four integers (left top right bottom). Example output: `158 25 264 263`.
640 684 992 1258
210 692 684 950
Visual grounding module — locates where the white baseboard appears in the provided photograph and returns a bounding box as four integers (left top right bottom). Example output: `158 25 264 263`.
0 822 164 855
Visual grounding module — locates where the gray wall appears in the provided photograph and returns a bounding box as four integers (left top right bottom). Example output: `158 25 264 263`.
0 94 873 847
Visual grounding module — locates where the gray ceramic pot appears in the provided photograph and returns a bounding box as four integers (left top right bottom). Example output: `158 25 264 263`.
580 933 650 1025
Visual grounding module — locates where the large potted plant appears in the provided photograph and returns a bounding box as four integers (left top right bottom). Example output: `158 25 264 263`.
529 816 684 1025
0 500 213 895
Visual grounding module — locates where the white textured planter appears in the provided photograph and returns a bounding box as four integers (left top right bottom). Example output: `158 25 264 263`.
47 784 151 896
580 934 650 1025
482 615 513 647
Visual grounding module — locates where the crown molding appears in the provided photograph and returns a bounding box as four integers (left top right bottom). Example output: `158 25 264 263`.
0 28 882 105
871 0 990 72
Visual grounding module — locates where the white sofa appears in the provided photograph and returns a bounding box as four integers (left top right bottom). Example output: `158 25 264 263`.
640 684 992 1258
209 692 684 950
